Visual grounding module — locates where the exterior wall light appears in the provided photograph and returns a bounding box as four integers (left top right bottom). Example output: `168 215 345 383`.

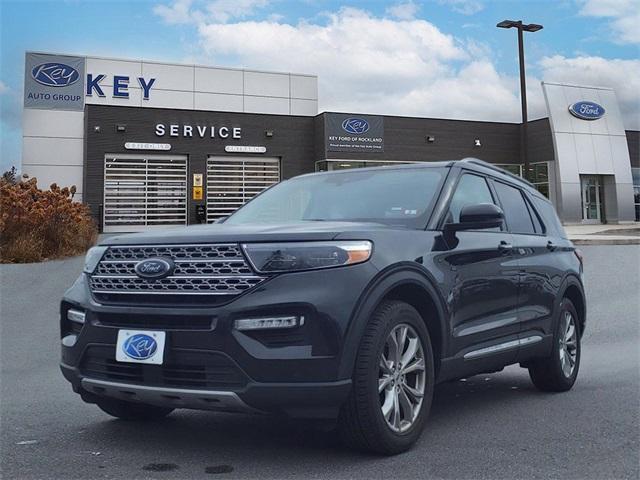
474 139 481 147
265 129 274 137
94 126 101 133
116 124 127 132
426 136 435 143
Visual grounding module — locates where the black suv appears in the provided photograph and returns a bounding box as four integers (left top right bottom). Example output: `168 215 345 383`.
60 159 586 454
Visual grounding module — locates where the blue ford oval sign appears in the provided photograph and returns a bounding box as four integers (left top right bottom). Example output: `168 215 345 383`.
342 118 370 135
134 258 174 279
568 101 605 120
123 334 158 360
31 62 80 87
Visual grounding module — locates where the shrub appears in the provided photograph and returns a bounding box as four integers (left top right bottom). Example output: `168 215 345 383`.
0 173 98 263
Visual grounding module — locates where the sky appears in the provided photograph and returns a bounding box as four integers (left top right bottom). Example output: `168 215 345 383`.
1 0 639 172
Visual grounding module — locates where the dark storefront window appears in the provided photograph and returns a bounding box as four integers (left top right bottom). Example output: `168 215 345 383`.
632 168 640 221
495 162 550 198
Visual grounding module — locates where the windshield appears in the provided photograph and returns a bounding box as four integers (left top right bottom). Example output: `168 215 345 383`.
225 166 447 229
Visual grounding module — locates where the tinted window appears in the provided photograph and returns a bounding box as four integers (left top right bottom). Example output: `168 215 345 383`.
446 174 497 224
493 181 535 234
531 196 567 238
226 167 445 229
524 195 545 234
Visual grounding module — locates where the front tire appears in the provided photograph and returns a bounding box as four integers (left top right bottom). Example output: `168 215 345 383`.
339 301 435 455
528 298 581 392
96 397 174 421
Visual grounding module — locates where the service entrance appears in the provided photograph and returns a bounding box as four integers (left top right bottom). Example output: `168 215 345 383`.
580 175 604 223
103 154 188 232
206 156 280 222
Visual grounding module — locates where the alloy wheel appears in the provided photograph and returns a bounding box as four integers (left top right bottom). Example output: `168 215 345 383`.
378 324 426 433
559 311 578 377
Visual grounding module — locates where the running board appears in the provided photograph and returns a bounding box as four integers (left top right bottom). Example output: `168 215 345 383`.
463 335 543 360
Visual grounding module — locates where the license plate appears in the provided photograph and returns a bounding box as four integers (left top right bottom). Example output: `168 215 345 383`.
116 330 166 365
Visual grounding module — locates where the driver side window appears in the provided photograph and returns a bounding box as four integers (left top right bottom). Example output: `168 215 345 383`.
446 174 497 224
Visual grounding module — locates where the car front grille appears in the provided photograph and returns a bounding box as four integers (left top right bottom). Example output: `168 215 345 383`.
80 346 249 390
88 244 265 304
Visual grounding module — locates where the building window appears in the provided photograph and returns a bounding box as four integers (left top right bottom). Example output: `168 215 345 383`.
495 162 550 198
315 160 418 172
632 167 640 221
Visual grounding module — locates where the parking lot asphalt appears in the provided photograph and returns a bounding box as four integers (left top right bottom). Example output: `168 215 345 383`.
1 245 639 480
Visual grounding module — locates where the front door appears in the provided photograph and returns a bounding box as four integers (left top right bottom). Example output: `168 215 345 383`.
581 175 603 224
439 173 520 364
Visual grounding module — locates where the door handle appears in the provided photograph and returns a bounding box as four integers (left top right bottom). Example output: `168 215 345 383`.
546 241 557 251
498 241 513 253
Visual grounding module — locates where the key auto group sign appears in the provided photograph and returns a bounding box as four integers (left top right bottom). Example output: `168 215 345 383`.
24 53 85 111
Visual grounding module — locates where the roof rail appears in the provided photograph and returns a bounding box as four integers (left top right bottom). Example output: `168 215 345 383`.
460 158 536 188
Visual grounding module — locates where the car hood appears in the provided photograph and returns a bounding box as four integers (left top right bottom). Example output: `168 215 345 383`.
101 221 394 245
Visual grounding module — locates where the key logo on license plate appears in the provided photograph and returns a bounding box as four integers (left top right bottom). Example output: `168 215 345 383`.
123 333 157 360
116 330 166 365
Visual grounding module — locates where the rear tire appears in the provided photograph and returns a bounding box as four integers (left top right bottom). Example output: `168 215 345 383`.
339 301 435 455
96 397 174 421
528 298 581 392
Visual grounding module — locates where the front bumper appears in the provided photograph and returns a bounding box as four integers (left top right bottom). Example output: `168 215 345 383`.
60 261 376 418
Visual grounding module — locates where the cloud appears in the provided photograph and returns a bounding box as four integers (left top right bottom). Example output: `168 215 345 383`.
152 3 639 128
385 1 420 20
437 0 484 15
578 0 640 44
539 55 640 129
154 0 268 25
0 81 9 95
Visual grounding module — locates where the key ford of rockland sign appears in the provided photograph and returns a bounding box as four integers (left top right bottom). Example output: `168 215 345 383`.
24 52 156 111
326 113 384 152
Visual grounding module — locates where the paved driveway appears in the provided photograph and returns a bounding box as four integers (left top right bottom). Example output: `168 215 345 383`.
1 246 638 479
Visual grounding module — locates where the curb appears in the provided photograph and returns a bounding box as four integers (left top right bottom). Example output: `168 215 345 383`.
570 238 640 245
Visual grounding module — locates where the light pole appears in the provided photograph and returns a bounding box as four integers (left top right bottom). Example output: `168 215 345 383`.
497 20 543 181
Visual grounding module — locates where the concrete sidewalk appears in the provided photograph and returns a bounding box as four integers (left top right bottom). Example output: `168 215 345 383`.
564 223 640 245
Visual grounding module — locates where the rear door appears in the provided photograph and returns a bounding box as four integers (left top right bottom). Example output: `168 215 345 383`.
439 172 520 364
491 181 561 344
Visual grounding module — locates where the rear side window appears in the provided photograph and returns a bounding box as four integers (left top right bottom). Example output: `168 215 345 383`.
493 181 536 234
446 174 497 224
531 196 567 238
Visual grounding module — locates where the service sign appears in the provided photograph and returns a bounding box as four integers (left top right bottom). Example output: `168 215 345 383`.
24 53 85 111
326 113 384 152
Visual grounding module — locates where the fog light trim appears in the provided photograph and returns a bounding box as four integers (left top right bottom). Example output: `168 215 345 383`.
67 309 86 324
234 315 304 331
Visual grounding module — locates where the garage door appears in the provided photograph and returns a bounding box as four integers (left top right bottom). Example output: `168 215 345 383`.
103 154 188 232
206 156 280 222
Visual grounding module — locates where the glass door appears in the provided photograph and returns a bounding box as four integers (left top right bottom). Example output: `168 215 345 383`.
580 175 602 223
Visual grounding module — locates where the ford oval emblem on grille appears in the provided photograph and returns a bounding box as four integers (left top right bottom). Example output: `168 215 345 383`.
342 117 370 134
123 334 158 360
134 257 174 279
31 62 80 87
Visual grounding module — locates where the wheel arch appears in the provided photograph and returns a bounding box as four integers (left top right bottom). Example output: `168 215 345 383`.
561 276 586 337
338 263 449 379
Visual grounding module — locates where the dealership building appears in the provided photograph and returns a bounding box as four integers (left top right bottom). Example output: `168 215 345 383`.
22 52 640 232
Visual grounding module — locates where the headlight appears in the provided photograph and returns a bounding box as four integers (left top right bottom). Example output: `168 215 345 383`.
242 241 372 273
83 246 108 273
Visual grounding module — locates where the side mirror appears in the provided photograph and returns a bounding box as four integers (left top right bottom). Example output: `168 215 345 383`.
445 203 504 232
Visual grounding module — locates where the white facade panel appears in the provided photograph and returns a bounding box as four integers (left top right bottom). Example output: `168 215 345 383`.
573 134 597 174
22 109 84 138
23 137 84 166
291 98 318 116
596 88 626 135
290 75 318 100
142 62 194 91
195 67 243 94
592 134 615 174
22 164 83 194
86 57 142 86
543 83 571 133
610 136 634 183
244 71 289 98
85 87 143 107
194 92 244 112
243 95 290 115
144 89 194 110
